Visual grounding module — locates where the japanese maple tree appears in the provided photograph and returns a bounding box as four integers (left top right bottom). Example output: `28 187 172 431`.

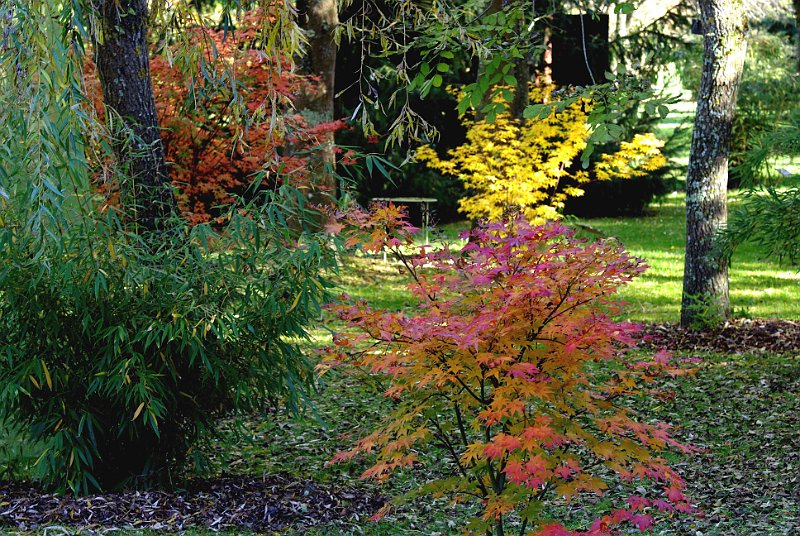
416 85 666 224
86 9 345 224
322 206 696 535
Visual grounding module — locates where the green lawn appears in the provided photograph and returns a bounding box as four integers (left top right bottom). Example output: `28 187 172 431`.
576 192 800 322
342 192 800 324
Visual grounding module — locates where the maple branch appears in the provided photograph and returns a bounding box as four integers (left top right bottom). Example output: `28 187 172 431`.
432 352 485 405
518 482 553 536
547 296 599 324
191 100 232 167
527 277 576 342
484 423 501 494
392 248 437 303
453 401 471 449
342 353 390 394
496 516 505 536
427 414 490 497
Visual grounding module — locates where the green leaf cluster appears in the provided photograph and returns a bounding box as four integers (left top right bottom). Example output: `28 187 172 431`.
730 30 800 180
0 189 336 494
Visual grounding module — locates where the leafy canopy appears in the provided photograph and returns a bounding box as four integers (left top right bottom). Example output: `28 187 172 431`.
0 0 337 493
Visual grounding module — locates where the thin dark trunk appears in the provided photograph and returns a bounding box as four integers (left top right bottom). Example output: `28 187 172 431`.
473 0 505 121
509 20 530 121
476 0 531 121
495 517 505 536
297 0 338 203
95 0 174 231
794 0 800 72
681 0 747 327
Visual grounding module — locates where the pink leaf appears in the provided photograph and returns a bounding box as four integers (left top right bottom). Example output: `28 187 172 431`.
631 513 654 531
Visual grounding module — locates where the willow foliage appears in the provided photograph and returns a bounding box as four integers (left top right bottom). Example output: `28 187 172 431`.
0 0 335 493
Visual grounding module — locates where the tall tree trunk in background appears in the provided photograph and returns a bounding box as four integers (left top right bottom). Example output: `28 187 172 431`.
794 0 800 72
95 0 174 231
509 18 531 121
297 0 338 203
681 0 747 327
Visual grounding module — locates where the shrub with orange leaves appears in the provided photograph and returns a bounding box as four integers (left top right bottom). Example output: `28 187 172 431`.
87 9 345 224
152 13 347 223
322 206 696 535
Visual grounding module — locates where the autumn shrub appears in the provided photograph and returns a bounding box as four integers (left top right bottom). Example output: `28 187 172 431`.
86 10 345 224
0 188 335 493
416 85 666 222
322 206 695 535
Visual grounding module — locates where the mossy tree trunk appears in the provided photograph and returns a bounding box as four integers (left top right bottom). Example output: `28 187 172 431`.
681 0 747 327
95 0 175 231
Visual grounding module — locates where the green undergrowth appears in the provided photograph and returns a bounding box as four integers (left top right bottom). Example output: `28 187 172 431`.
4 196 799 534
0 418 40 481
8 347 796 535
648 350 800 535
197 349 800 535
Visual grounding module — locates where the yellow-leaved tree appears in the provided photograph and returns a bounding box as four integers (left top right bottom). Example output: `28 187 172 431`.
416 85 667 222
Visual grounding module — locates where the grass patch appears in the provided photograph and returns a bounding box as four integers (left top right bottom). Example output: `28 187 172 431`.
335 255 416 311
575 192 800 322
338 193 800 324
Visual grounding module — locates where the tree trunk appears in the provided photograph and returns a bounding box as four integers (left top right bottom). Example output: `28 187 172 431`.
794 0 800 73
681 0 747 327
475 0 531 121
509 19 531 121
297 0 338 203
95 0 174 231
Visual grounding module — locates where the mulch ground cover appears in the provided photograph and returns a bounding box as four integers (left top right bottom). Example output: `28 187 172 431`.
638 318 800 354
0 473 384 533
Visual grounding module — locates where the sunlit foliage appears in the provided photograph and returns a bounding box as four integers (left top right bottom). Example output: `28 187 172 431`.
417 85 666 222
